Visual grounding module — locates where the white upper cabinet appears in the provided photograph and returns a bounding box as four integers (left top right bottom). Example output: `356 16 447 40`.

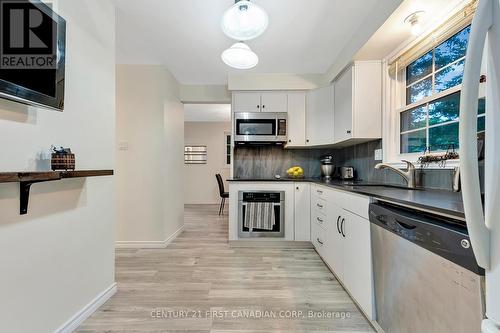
286 92 307 147
232 92 287 113
233 92 262 112
333 61 382 145
334 66 354 143
261 92 288 113
306 85 335 146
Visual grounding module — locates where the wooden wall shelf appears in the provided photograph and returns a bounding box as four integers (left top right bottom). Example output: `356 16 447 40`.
0 170 114 215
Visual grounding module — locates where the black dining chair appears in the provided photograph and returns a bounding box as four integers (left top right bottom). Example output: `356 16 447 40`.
216 174 229 215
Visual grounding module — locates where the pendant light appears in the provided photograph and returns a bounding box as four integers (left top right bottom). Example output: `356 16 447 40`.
221 0 269 41
221 42 259 69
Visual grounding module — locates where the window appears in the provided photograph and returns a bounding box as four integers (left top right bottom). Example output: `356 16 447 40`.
405 26 469 105
225 132 231 165
399 25 484 154
184 146 207 164
400 92 485 154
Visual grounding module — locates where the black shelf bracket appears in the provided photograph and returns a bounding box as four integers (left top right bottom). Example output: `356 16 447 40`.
19 180 58 215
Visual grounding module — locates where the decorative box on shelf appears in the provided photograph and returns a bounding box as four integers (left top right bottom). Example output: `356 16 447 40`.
51 146 75 171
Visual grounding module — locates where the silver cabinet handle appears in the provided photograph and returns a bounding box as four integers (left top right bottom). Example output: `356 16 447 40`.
317 190 323 194
316 203 323 208
317 238 324 245
336 216 341 234
317 217 324 223
341 218 346 238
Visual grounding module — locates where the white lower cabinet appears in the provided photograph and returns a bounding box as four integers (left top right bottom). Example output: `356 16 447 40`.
325 204 345 283
294 183 311 241
310 185 374 320
340 209 373 320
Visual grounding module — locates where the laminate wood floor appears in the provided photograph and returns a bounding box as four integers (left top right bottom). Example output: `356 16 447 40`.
77 205 374 333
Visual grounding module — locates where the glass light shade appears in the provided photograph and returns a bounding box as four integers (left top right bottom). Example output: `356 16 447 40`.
221 1 269 41
221 42 259 69
410 22 422 36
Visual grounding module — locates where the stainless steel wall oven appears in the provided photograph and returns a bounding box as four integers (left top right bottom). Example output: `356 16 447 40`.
238 191 285 238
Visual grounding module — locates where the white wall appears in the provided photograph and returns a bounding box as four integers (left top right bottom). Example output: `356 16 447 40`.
184 122 231 205
116 65 184 244
0 1 116 332
180 85 231 104
228 73 323 90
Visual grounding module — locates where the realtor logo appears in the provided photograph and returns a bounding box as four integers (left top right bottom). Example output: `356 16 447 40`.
1 0 57 69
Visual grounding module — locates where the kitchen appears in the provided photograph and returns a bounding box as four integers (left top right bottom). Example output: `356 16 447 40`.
224 0 494 332
0 0 499 333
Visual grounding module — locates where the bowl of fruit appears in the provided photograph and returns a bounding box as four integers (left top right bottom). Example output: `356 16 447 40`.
286 166 305 179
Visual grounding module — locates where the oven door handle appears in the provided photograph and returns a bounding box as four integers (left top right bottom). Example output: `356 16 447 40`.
241 202 282 206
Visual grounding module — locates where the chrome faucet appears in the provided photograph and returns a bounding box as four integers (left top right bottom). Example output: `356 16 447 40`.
375 160 417 189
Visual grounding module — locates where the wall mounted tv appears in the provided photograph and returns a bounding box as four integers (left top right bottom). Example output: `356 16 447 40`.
0 0 66 111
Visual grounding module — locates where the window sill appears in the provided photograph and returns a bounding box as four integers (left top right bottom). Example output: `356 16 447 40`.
381 159 460 170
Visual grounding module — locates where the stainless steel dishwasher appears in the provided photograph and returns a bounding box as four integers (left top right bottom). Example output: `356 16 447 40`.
369 202 485 333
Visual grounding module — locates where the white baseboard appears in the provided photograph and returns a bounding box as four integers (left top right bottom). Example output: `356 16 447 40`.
115 225 184 249
55 282 117 333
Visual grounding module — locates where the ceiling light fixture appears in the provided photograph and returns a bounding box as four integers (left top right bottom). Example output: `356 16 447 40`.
404 11 425 36
221 42 259 69
221 0 269 41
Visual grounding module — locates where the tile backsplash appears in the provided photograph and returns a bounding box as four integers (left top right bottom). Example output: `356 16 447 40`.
233 139 459 191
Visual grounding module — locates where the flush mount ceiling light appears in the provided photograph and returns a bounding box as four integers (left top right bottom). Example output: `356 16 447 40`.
221 42 259 69
404 11 426 36
221 0 269 41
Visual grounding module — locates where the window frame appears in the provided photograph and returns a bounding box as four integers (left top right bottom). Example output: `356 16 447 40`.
382 19 486 168
398 85 462 156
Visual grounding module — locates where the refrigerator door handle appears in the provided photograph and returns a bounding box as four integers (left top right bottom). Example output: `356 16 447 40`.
459 0 493 270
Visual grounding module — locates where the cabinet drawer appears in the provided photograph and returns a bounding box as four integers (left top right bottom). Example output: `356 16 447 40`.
312 185 330 201
312 212 327 230
312 197 328 215
311 221 327 254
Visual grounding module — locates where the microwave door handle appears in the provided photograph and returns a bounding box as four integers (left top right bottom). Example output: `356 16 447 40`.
459 0 492 270
275 117 278 138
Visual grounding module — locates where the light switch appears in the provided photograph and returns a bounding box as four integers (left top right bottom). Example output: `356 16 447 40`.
374 149 383 161
118 141 129 151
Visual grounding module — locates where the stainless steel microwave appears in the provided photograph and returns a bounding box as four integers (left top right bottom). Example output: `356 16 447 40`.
234 112 287 144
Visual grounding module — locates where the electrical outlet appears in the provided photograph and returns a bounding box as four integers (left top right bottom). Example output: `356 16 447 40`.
374 149 383 161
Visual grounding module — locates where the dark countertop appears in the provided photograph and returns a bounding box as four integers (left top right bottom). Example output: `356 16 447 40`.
228 178 465 220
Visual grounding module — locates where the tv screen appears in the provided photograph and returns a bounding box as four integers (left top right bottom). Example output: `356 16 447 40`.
0 0 66 111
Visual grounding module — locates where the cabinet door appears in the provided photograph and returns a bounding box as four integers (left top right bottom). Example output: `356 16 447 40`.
261 92 288 113
233 92 262 112
325 204 344 283
294 183 311 241
286 92 306 146
334 66 354 143
306 85 335 146
342 210 373 319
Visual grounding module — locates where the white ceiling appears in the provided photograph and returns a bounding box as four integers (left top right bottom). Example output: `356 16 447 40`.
356 0 468 60
114 0 400 85
184 104 231 122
